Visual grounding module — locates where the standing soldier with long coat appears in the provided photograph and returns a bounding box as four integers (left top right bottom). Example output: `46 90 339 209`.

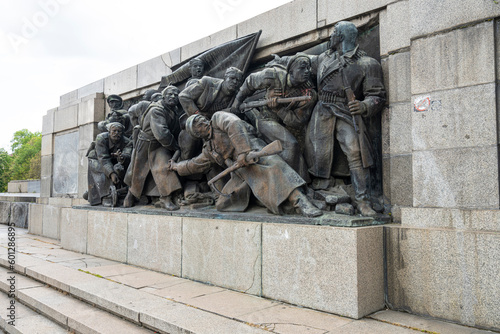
123 86 183 210
305 21 386 216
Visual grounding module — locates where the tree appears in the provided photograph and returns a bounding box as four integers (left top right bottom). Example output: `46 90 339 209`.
9 131 42 181
0 149 12 192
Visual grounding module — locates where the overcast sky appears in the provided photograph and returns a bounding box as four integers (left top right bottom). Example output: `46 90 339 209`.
0 0 291 152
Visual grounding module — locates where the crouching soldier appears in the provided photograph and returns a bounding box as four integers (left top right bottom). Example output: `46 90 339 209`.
169 111 322 217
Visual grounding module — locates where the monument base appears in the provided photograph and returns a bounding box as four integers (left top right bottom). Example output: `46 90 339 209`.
29 202 385 319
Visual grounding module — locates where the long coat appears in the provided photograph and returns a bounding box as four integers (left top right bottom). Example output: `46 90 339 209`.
126 101 183 198
305 46 385 178
87 133 132 205
175 111 305 214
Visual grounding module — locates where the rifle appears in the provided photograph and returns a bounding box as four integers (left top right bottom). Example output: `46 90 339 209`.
208 140 283 194
239 95 312 111
341 68 374 168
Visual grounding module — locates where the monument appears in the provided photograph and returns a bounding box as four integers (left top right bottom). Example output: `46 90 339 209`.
31 1 500 331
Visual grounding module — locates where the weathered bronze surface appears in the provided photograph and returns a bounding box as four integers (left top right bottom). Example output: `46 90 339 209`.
87 26 386 219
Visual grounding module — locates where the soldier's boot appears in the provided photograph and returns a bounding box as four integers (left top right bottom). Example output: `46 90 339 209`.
310 177 330 190
288 189 323 218
123 191 137 208
350 167 377 217
156 195 180 211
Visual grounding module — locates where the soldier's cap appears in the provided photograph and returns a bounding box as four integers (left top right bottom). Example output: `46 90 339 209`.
162 85 180 96
106 122 125 132
107 94 122 103
151 93 162 101
287 53 311 72
185 114 207 138
224 67 243 79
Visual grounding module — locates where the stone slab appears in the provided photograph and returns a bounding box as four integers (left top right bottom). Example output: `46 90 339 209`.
161 48 181 68
28 203 43 235
385 225 500 331
42 108 56 135
104 65 138 95
42 205 61 240
330 318 417 334
410 0 500 38
262 224 384 319
59 89 78 107
387 154 413 207
182 218 261 295
238 0 316 49
41 134 53 157
141 280 224 301
0 290 68 334
412 84 496 151
380 0 410 55
317 0 390 27
370 310 495 334
84 264 145 278
0 202 10 225
411 21 495 95
127 214 182 276
401 207 500 232
240 303 353 333
386 52 411 104
77 79 104 100
60 208 87 254
52 131 79 196
101 271 179 289
137 56 171 88
87 211 127 262
78 94 105 126
54 104 78 133
387 102 412 155
10 202 28 228
412 146 499 209
77 149 89 198
78 123 98 151
48 197 73 207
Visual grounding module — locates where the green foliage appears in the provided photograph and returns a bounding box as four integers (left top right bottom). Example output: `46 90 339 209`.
0 149 12 192
9 132 42 181
0 129 42 192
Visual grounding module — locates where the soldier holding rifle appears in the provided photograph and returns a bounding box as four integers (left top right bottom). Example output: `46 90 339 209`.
232 54 317 182
169 111 322 217
305 21 385 216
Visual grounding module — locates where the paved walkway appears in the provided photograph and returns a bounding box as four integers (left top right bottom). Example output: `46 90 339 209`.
0 225 496 334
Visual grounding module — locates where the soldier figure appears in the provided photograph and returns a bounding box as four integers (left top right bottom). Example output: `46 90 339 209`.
305 21 386 216
86 122 132 206
128 89 157 128
178 67 243 160
232 54 317 181
169 112 322 217
186 57 207 87
123 86 183 210
98 94 133 138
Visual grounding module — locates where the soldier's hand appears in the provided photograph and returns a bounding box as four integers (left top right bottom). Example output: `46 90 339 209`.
237 153 250 167
267 97 278 109
168 160 178 171
348 100 366 115
110 173 119 184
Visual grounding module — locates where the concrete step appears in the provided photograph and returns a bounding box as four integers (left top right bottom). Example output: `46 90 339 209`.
0 290 68 334
0 255 269 333
0 266 154 334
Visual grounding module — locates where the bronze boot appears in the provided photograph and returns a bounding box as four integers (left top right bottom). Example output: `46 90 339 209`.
289 189 323 218
350 167 377 217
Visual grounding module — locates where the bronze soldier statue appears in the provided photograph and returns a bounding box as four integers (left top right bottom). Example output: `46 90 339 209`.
232 54 317 181
98 94 133 138
186 57 207 87
305 21 386 216
123 85 183 210
169 112 322 218
86 122 132 207
178 67 243 160
128 89 157 128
